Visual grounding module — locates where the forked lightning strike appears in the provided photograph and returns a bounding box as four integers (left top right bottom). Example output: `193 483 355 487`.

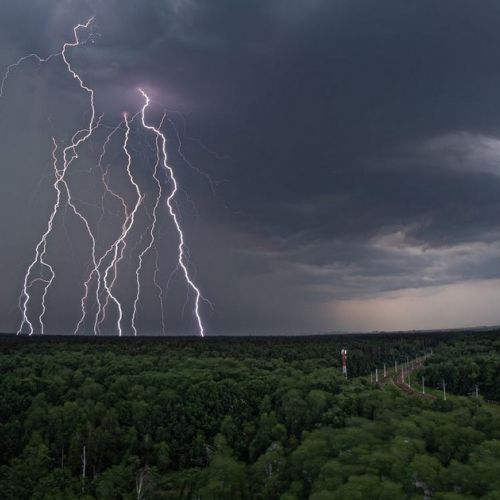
139 89 205 337
132 115 166 335
99 113 144 336
75 118 132 336
17 138 60 335
11 18 99 336
2 18 208 336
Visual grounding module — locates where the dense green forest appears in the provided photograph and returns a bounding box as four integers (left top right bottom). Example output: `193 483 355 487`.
0 332 499 499
417 335 500 401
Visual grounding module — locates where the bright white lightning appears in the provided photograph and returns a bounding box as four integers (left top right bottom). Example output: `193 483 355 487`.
99 113 144 336
12 18 99 335
132 115 166 335
139 89 205 337
17 138 60 335
74 119 132 336
4 19 209 337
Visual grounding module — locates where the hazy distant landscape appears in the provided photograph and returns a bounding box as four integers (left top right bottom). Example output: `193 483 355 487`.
1 331 499 498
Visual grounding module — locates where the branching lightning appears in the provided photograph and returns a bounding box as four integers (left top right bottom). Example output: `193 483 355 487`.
139 89 205 337
132 115 166 335
13 18 98 335
74 119 131 336
17 138 60 335
2 18 209 336
99 113 145 336
0 53 59 99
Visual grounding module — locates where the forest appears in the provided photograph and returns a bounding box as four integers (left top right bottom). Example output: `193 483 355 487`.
417 335 500 401
0 331 499 499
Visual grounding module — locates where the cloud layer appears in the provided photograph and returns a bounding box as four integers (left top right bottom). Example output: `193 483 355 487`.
2 0 500 333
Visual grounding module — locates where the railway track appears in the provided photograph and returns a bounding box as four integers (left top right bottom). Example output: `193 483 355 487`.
379 358 437 400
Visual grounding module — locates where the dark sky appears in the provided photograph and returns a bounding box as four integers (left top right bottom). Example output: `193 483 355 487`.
2 0 500 334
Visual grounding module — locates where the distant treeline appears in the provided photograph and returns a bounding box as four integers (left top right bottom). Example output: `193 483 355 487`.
0 330 479 376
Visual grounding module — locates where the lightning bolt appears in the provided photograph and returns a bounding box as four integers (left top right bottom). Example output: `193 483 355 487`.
153 245 167 336
0 53 59 99
74 119 132 336
9 18 99 335
139 89 205 337
132 114 166 335
3 19 209 337
17 138 60 335
98 113 144 336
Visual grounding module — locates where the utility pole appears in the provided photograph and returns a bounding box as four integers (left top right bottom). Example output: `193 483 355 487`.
375 368 379 383
422 376 425 394
383 363 387 378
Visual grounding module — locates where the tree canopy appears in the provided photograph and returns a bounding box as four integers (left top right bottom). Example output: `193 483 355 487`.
0 332 499 498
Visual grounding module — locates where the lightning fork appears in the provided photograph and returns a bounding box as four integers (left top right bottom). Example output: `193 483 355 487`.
1 53 59 98
131 114 166 335
139 89 205 337
98 113 144 336
74 120 131 335
11 18 99 334
5 18 211 337
17 138 60 335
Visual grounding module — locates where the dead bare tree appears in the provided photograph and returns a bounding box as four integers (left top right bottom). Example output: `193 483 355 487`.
136 466 149 500
81 445 86 495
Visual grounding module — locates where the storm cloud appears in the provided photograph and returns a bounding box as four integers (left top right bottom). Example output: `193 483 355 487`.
2 0 500 334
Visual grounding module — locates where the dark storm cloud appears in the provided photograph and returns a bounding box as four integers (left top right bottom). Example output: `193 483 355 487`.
2 0 500 333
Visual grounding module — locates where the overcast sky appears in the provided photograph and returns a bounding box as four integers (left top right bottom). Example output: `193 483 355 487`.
2 0 500 335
